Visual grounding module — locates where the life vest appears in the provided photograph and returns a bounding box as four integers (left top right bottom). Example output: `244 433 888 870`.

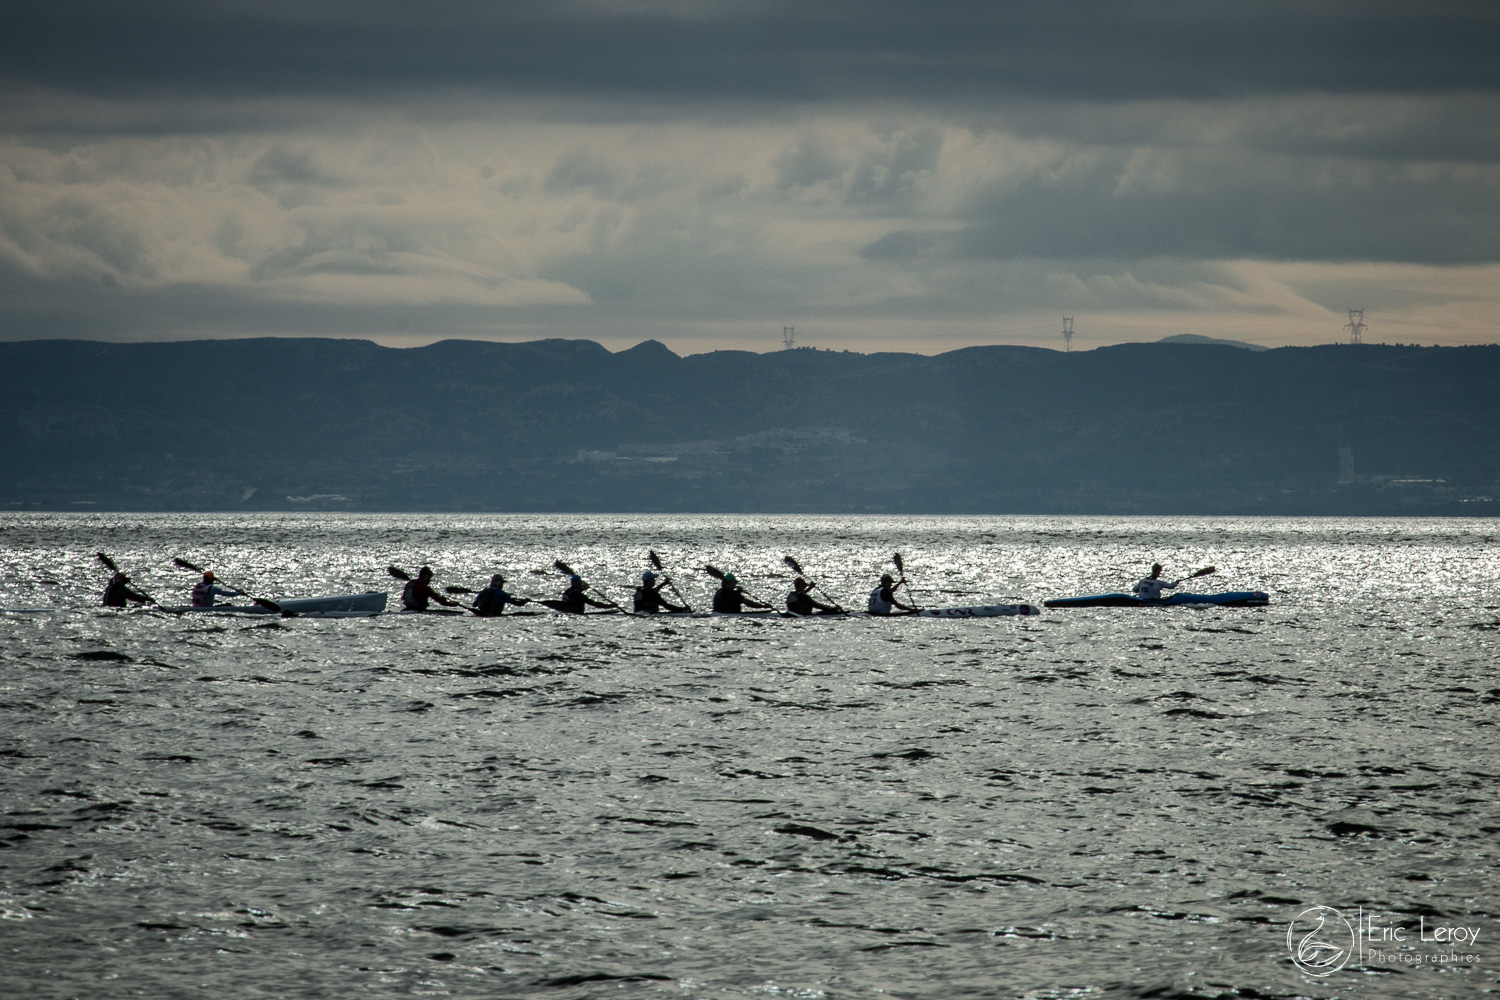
868 584 894 615
712 586 743 613
786 590 814 615
634 586 661 613
1133 577 1169 600
190 581 215 607
401 579 429 611
474 587 503 616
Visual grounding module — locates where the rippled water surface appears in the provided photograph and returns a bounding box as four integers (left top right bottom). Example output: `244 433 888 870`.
2 514 1497 999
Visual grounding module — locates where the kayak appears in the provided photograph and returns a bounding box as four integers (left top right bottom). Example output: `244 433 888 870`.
1043 591 1269 609
159 592 387 618
914 603 1040 617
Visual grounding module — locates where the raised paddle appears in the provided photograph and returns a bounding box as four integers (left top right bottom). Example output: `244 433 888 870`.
388 565 464 608
702 563 772 608
96 551 156 605
649 549 693 612
893 552 921 609
553 559 624 612
1180 566 1216 583
783 554 845 612
173 557 282 613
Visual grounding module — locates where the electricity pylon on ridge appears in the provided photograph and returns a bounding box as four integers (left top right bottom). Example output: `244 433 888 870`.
782 325 796 350
1062 316 1074 352
1344 308 1366 345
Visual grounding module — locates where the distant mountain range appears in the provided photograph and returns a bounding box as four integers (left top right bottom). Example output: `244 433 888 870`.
1157 334 1268 351
2 337 1496 514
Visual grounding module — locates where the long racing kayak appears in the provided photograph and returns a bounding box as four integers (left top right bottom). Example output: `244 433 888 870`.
1043 591 1269 609
158 592 388 618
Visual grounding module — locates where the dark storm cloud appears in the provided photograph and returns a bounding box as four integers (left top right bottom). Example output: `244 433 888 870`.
4 1 1498 107
861 147 1500 265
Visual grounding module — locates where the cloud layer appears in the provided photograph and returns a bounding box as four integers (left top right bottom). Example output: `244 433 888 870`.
2 1 1498 350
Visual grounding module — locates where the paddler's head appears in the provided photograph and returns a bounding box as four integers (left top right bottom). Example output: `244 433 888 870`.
880 573 894 585
643 571 657 583
490 574 504 587
418 566 433 581
202 571 215 582
570 573 585 589
1150 563 1162 579
112 572 128 583
793 577 808 592
723 573 737 587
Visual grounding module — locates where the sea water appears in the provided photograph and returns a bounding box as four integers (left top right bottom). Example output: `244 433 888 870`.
0 513 1496 999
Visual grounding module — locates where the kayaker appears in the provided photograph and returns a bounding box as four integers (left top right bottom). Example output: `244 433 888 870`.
401 566 461 611
473 574 530 617
867 573 916 616
102 572 151 608
1132 563 1182 601
712 573 772 614
786 577 839 616
190 571 241 608
546 574 613 614
634 571 688 614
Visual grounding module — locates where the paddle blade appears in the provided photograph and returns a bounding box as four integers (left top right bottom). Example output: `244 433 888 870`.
553 559 576 577
251 597 281 613
648 550 664 571
444 585 474 595
96 552 120 574
1193 566 1216 578
893 552 905 574
173 557 203 573
703 564 725 580
386 565 412 582
783 555 804 575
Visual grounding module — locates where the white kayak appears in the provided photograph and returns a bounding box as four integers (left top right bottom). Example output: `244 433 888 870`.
157 592 387 618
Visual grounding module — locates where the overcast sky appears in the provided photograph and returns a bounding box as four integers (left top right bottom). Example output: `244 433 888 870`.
3 0 1498 353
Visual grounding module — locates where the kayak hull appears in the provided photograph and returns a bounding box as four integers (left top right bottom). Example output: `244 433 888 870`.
161 592 388 617
914 603 1040 617
1043 591 1269 609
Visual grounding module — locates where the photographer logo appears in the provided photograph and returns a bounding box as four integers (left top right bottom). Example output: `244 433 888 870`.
1287 905 1355 976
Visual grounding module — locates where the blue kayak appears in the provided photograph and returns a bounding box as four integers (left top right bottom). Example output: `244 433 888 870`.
1043 591 1269 609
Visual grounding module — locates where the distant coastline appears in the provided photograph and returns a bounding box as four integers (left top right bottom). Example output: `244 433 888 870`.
2 337 1496 516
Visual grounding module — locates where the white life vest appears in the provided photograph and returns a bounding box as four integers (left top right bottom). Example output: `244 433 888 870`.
868 584 894 615
1133 577 1171 600
190 581 214 607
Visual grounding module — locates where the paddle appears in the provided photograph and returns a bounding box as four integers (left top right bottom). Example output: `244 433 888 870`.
173 557 282 613
1180 566 1216 584
649 549 693 612
702 564 771 607
553 559 623 612
388 565 468 609
96 551 156 605
783 555 845 612
893 552 921 609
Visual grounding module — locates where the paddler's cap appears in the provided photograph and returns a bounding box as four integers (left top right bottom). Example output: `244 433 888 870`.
643 571 657 582
203 571 215 581
793 577 807 589
490 574 504 586
723 573 737 583
881 573 894 584
570 574 582 584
